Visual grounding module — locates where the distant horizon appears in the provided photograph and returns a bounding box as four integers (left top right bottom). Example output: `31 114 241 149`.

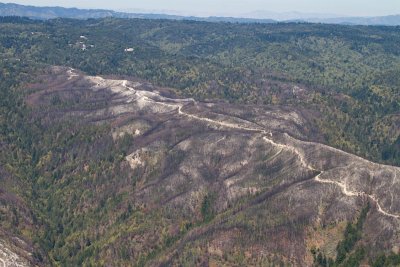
3 1 400 19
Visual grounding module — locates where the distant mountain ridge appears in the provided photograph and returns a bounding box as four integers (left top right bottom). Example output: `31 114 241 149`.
0 2 116 19
308 14 400 26
0 2 399 25
241 10 344 21
0 2 276 23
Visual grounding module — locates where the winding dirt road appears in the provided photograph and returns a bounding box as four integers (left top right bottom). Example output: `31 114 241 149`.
74 70 400 220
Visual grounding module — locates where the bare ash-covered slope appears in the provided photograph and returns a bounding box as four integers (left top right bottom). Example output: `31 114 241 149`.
5 66 399 266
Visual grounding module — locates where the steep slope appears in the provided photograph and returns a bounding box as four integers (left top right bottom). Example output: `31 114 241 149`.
77 67 400 220
4 66 396 266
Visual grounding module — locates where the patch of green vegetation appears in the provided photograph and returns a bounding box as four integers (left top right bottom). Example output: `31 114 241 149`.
201 193 216 223
312 203 370 267
371 252 400 267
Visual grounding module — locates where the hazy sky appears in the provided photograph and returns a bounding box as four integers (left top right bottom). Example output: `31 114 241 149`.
7 0 400 17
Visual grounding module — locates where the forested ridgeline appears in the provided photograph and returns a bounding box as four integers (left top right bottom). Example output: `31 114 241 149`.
0 17 399 165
